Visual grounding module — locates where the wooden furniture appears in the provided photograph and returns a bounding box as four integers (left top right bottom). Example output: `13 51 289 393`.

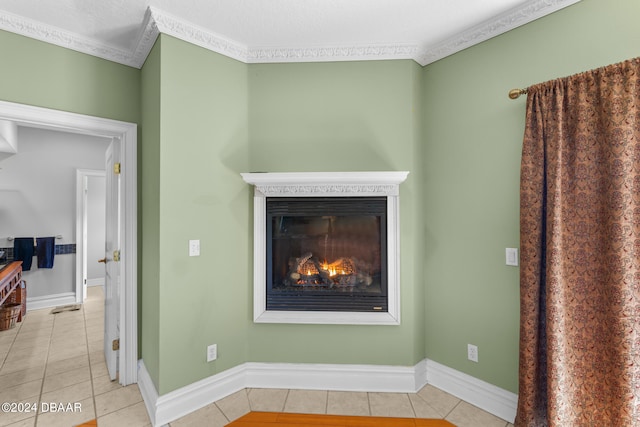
0 261 25 322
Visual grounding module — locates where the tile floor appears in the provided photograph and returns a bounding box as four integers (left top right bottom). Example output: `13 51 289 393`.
0 287 147 427
1 287 514 427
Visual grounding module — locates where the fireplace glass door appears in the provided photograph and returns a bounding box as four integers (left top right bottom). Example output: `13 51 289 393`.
266 197 387 312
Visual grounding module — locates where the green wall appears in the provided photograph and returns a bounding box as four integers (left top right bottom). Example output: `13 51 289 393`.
0 30 139 123
151 35 251 394
421 0 640 392
140 38 162 391
247 60 425 367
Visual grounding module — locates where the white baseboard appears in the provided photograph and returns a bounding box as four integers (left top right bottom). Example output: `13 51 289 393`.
426 359 517 423
86 278 104 287
138 359 428 427
26 292 76 311
138 358 516 427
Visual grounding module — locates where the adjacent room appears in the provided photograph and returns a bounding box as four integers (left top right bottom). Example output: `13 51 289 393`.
0 0 639 426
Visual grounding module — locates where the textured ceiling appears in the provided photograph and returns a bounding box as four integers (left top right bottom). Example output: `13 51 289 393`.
0 0 581 68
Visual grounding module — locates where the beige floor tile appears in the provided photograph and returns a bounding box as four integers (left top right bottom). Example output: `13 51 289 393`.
46 346 87 363
85 324 103 337
408 394 443 418
87 340 104 353
3 349 48 367
11 332 50 347
94 384 143 417
8 338 49 353
50 329 87 342
247 388 288 412
169 402 229 427
0 367 45 389
17 320 53 332
35 396 94 427
326 391 370 416
368 392 415 418
92 374 123 396
45 354 89 377
283 389 327 414
0 333 18 346
48 342 87 357
0 359 46 376
42 365 90 393
2 416 36 426
97 401 151 427
88 350 105 366
445 401 508 427
416 384 461 417
39 380 93 406
0 379 42 403
90 360 109 378
214 389 250 421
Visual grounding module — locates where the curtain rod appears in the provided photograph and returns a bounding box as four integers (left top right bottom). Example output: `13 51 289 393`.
508 88 528 99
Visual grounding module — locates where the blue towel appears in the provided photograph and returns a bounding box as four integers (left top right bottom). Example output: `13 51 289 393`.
13 237 34 271
36 237 55 269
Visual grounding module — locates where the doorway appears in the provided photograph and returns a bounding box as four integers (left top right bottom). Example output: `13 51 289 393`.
76 169 106 303
0 100 138 386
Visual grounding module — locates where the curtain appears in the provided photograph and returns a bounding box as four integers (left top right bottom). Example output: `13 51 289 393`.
516 58 640 426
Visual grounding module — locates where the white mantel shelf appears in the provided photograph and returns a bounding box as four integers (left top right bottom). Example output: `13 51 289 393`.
242 171 409 325
241 171 409 198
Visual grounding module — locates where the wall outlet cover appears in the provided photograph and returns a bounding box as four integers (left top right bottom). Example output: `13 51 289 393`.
207 344 217 362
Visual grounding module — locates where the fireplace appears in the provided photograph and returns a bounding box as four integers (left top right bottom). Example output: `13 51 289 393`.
267 197 387 312
241 171 409 325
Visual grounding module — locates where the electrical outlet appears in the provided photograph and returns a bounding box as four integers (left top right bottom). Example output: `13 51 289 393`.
207 344 217 362
189 239 200 257
467 344 478 363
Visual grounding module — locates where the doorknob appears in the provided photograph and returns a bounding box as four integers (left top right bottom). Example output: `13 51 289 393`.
98 258 107 264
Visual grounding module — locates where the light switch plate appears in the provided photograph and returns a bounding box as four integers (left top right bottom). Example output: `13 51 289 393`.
506 248 518 266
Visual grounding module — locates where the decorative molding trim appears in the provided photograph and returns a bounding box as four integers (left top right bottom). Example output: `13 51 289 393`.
426 359 518 423
26 292 76 311
0 1 581 68
138 359 428 427
416 0 582 65
246 44 419 64
241 171 409 325
146 7 248 64
0 9 140 68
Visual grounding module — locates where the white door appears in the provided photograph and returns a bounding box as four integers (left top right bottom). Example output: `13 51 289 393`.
104 139 121 380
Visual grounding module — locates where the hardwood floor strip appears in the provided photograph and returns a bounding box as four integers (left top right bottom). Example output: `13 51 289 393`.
227 412 456 427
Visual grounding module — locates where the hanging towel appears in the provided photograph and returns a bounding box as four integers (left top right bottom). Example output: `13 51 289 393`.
36 237 56 269
13 237 34 271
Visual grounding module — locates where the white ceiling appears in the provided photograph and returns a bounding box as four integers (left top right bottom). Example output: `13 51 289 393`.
0 0 580 68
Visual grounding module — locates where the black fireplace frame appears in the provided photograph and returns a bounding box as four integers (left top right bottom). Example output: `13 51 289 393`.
265 197 388 312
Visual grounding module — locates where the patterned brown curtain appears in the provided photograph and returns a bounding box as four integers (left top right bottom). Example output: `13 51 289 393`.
516 58 640 426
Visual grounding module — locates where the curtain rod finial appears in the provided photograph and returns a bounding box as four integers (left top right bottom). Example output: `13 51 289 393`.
509 88 527 99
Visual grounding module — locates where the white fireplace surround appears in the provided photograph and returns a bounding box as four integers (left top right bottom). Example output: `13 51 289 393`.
241 171 409 325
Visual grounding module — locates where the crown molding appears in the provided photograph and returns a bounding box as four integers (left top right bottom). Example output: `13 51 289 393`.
0 0 581 69
246 44 419 64
416 0 582 66
0 9 140 68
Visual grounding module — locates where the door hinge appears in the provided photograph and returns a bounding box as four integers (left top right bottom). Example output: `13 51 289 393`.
114 162 121 175
113 250 120 262
112 339 120 351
